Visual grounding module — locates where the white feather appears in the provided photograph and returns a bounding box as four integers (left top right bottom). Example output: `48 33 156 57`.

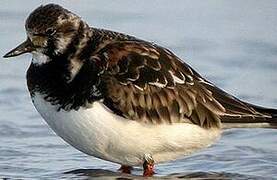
169 70 185 84
32 92 221 166
32 52 51 65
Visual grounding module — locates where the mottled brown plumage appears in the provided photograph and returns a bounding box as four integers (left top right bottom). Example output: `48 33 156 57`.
95 41 275 129
15 4 276 130
2 4 268 131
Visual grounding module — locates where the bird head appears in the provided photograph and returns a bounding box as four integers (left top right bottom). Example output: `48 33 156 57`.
3 4 84 65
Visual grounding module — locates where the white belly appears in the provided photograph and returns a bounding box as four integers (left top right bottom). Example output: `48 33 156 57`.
32 92 221 166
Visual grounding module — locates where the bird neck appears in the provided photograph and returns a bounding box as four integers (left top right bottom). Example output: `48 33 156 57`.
27 23 106 110
27 24 138 110
27 55 104 111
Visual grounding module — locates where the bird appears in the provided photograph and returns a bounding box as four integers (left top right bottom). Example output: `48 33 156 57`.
3 4 277 177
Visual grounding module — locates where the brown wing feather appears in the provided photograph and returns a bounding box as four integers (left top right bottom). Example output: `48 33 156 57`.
93 40 276 129
93 41 227 128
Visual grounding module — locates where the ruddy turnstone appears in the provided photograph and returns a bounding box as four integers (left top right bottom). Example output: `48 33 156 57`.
3 4 277 177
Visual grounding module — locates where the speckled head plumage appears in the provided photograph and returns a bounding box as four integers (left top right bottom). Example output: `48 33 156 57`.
3 3 133 62
25 4 84 57
4 4 86 61
25 4 74 33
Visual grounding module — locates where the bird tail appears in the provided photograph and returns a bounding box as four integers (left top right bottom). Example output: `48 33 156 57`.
221 103 277 129
203 84 277 129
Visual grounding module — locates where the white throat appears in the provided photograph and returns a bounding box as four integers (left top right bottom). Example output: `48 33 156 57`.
32 51 51 65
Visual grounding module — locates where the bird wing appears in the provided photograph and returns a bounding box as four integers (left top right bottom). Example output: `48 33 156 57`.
92 40 268 129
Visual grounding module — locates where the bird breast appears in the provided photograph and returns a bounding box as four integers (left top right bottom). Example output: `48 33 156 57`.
32 92 221 166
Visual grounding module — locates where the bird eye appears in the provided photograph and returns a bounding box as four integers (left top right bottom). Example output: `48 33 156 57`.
45 27 56 36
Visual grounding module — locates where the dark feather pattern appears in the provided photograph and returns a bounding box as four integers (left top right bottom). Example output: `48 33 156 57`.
27 58 103 111
94 40 277 129
25 4 277 129
95 41 227 128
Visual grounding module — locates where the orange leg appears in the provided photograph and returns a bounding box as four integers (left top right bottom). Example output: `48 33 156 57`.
118 165 133 174
143 154 155 177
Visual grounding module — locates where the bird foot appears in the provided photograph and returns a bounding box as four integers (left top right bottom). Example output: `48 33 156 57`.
118 165 133 174
143 154 155 177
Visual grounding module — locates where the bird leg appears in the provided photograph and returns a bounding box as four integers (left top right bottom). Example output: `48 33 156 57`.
118 165 133 174
143 154 155 177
